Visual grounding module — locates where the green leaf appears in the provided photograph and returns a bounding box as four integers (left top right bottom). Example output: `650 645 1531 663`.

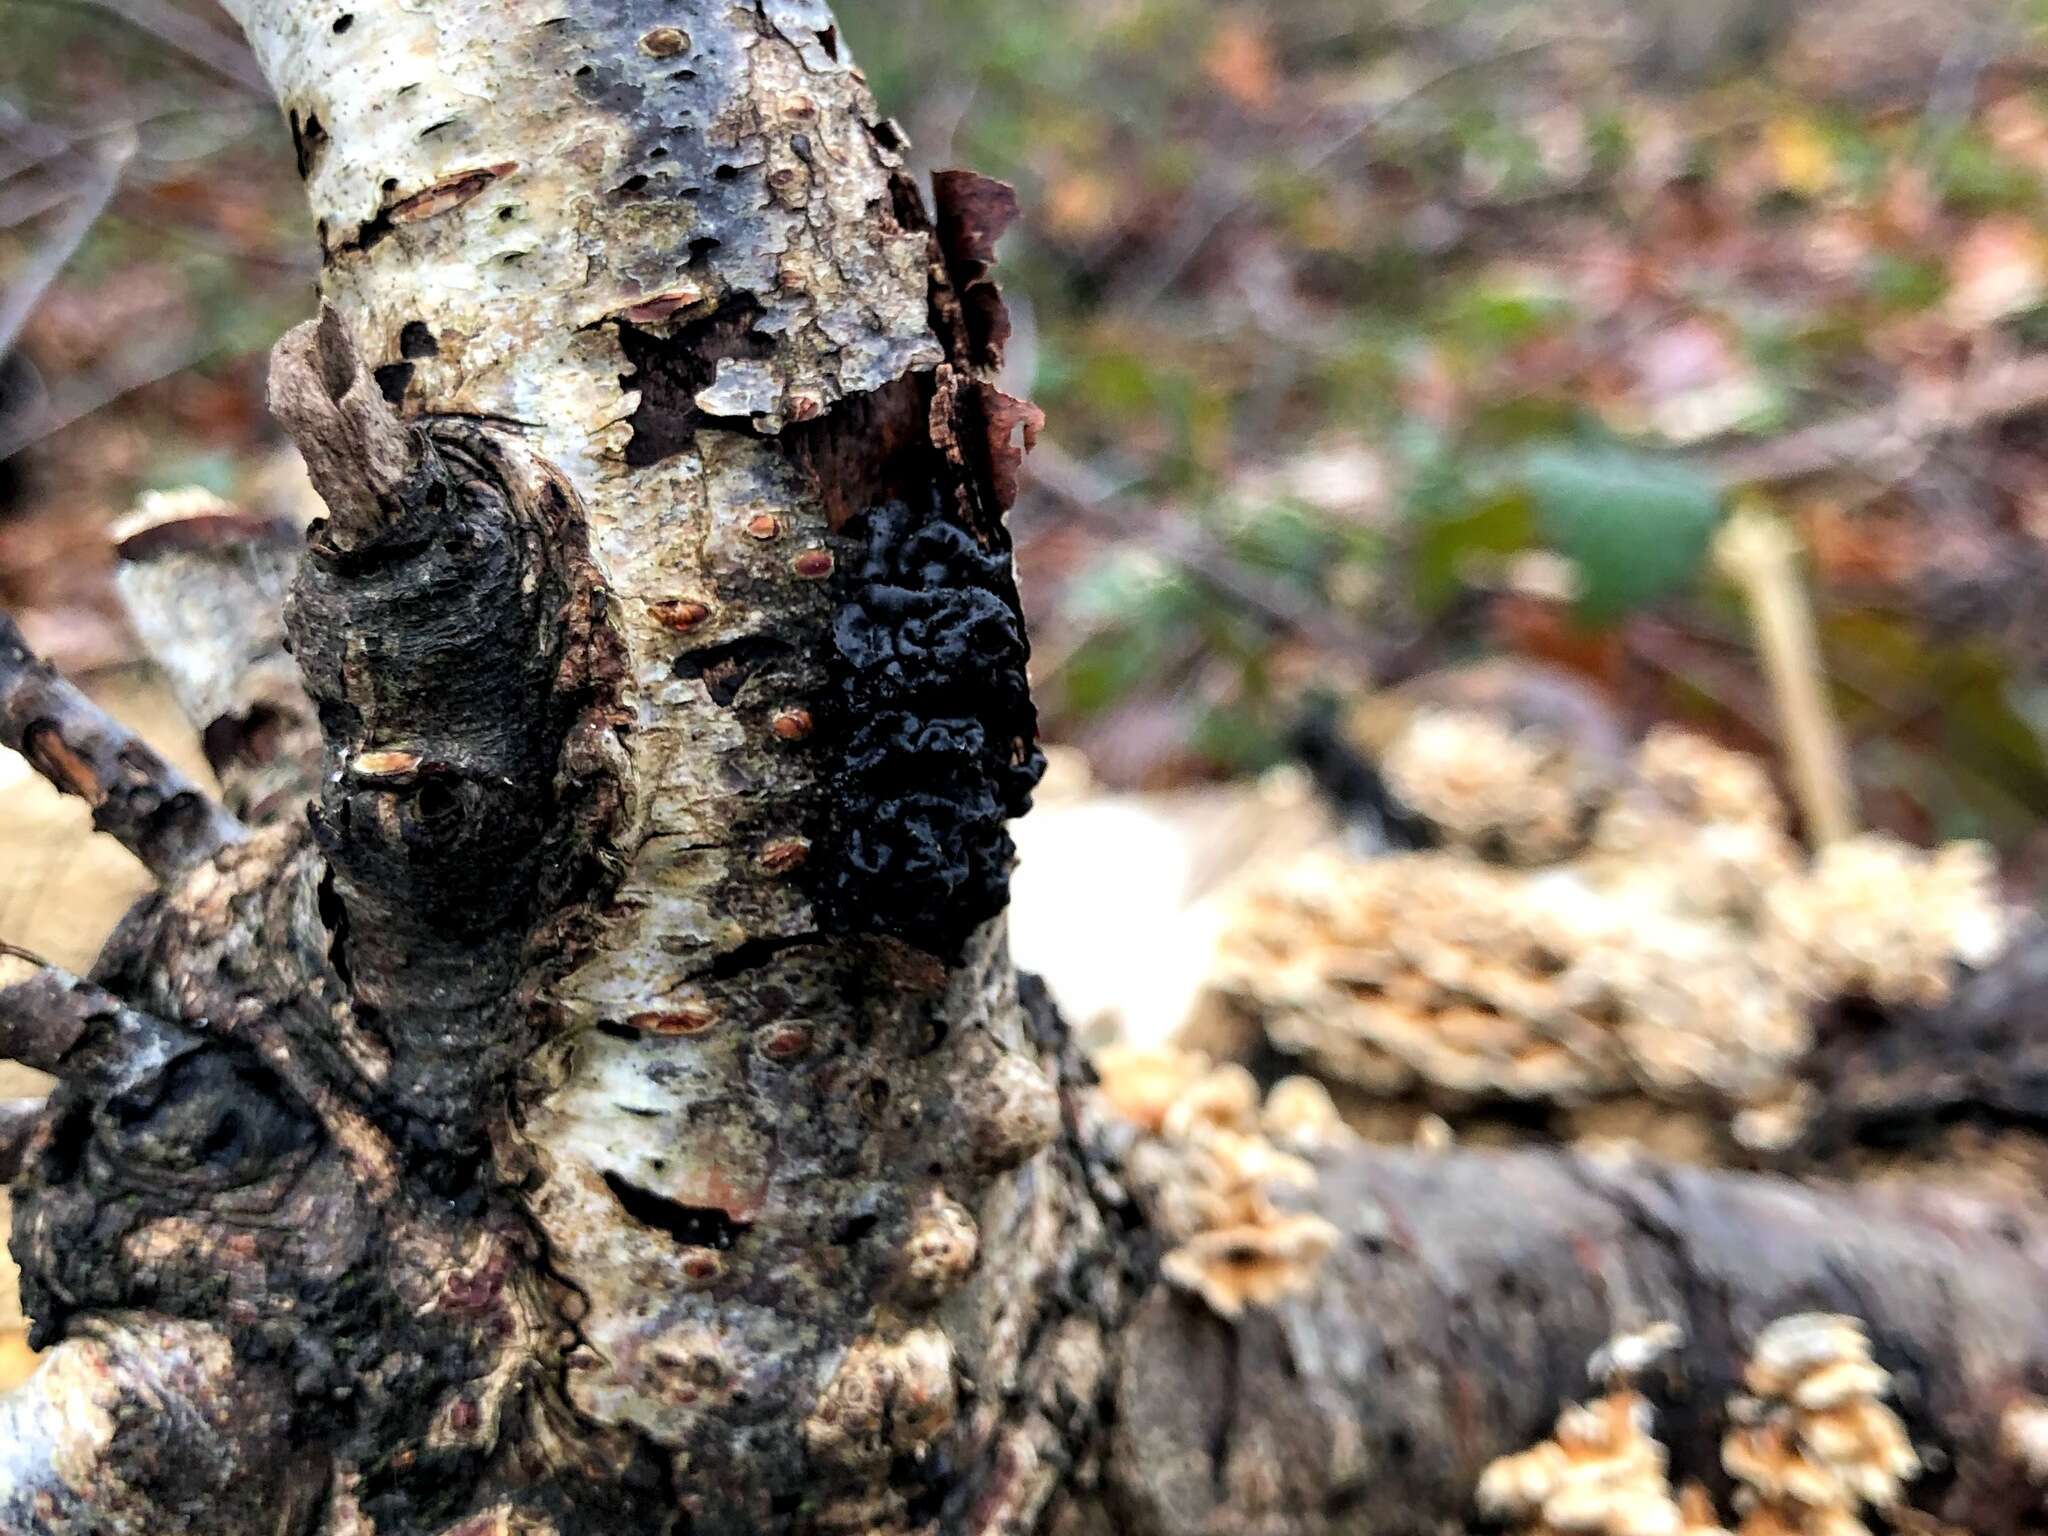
1408 487 1536 614
1524 445 1723 625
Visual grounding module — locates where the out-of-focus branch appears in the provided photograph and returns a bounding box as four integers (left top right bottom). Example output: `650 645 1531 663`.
1113 32 1561 309
23 0 267 94
1709 351 2048 488
1714 505 1857 846
0 328 209 462
0 128 133 362
0 611 245 878
113 490 319 824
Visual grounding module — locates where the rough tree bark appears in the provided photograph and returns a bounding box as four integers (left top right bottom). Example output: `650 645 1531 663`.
4 4 2048 1535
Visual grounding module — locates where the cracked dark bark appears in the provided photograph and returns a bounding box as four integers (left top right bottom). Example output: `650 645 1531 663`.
3 3 2048 1534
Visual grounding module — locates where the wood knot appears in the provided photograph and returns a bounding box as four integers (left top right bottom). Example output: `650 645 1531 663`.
899 1189 979 1306
967 1052 1061 1173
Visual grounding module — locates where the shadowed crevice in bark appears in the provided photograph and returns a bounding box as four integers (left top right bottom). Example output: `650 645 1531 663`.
617 297 776 462
602 1171 752 1250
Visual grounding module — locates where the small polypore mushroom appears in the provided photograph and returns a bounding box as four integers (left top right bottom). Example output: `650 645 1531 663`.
1379 705 1609 865
1722 1313 1919 1534
1092 1045 1343 1318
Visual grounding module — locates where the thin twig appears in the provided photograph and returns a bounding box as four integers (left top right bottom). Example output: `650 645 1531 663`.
1708 352 2048 489
1114 33 1561 310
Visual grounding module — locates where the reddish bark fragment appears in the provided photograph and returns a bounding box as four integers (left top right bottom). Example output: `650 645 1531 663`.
932 168 1022 369
390 162 518 226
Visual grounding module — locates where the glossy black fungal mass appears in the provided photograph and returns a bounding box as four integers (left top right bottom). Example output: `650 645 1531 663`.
811 497 1043 959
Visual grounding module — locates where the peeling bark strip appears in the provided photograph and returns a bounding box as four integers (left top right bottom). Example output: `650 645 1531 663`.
0 611 246 877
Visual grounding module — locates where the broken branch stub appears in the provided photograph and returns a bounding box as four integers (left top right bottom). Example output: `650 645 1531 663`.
0 1317 318 1536
266 303 418 552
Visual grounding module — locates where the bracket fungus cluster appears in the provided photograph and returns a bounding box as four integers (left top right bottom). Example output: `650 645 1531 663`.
1093 1045 1342 1317
1722 1314 1920 1536
1480 1314 1919 1536
1209 711 2014 1158
1478 1387 1727 1536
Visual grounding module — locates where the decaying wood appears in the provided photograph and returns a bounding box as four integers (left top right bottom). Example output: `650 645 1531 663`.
0 610 245 877
1108 1147 2048 1535
4 3 2048 1534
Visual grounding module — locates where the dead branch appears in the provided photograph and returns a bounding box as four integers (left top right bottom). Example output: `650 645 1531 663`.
1025 438 1405 672
0 946 194 1086
1108 1144 2048 1535
264 304 416 551
0 610 245 877
112 490 318 823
